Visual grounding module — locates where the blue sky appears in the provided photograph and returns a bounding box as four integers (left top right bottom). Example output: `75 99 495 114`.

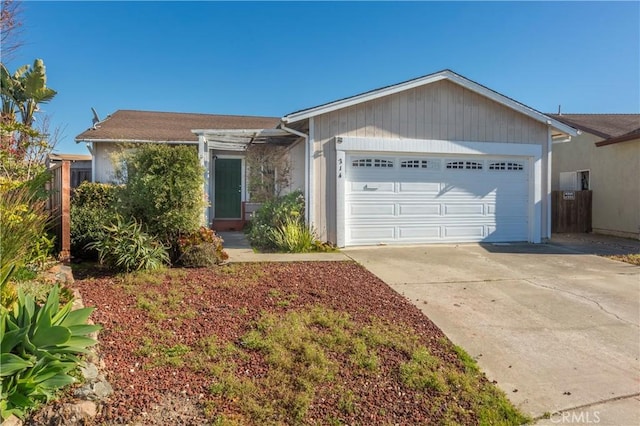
7 1 640 155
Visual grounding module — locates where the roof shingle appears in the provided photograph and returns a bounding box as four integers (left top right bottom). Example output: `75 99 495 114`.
548 114 640 139
75 110 280 142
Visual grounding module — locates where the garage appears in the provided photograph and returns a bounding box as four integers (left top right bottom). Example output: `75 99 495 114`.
344 153 530 245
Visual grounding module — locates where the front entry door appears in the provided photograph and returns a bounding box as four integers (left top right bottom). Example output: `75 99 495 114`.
214 158 242 218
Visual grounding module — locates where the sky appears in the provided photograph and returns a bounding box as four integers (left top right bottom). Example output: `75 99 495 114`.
5 1 640 155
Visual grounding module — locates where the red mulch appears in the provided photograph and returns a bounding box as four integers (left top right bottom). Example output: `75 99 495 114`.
67 261 478 425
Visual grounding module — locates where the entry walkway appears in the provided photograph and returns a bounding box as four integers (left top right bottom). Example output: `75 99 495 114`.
218 231 348 263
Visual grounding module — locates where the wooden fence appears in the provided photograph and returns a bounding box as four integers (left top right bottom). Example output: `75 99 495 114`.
551 190 592 233
47 161 71 260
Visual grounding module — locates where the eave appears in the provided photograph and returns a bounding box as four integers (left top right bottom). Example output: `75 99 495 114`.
282 69 577 137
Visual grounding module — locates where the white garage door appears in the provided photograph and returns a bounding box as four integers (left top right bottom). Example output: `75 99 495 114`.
345 154 529 245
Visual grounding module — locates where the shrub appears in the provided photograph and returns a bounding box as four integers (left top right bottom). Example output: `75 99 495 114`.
247 190 305 250
177 227 228 267
270 218 316 253
117 144 206 250
70 182 118 259
86 215 169 273
0 285 101 420
0 172 49 290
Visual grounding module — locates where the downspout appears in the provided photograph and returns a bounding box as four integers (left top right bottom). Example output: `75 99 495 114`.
280 123 312 226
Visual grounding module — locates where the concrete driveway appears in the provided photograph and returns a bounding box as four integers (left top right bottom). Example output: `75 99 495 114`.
343 240 640 425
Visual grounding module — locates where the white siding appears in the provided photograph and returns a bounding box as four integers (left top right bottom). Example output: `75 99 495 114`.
93 143 120 183
312 79 549 243
287 140 306 195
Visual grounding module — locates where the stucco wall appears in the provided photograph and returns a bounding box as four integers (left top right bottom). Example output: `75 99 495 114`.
310 79 550 243
551 132 598 191
553 133 640 239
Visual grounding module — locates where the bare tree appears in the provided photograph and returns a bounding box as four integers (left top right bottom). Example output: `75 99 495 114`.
0 0 23 61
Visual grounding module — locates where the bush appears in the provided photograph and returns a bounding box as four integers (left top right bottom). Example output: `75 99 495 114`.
0 172 50 289
247 190 305 250
70 182 118 259
177 227 228 267
0 285 101 420
117 144 206 251
86 215 169 273
271 218 316 253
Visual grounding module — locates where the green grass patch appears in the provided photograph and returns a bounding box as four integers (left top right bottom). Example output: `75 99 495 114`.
135 338 190 368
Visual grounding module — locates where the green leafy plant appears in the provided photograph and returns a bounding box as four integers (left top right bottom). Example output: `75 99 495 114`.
87 215 169 273
26 233 55 269
270 217 316 253
177 227 228 267
0 285 101 420
247 190 305 250
70 182 118 259
0 172 50 297
116 144 206 257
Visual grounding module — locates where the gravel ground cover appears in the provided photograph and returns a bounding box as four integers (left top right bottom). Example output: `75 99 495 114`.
40 261 528 425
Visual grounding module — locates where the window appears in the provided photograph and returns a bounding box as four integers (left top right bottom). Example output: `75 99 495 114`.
352 158 394 168
446 160 483 170
488 161 524 171
400 159 441 170
578 170 590 190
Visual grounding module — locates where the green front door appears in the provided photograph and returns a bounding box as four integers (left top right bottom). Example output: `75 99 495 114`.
214 158 242 218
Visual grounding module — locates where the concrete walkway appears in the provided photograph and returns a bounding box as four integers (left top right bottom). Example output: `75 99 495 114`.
218 231 348 262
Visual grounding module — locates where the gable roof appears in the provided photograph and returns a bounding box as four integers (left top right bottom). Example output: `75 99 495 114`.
547 114 640 145
282 69 577 136
75 110 280 143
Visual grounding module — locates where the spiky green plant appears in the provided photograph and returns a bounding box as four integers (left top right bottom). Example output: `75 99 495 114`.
270 217 316 253
0 285 101 420
86 215 169 272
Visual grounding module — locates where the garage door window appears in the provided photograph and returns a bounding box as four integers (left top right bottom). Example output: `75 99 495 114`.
400 159 441 170
446 160 484 170
488 161 524 171
352 158 394 168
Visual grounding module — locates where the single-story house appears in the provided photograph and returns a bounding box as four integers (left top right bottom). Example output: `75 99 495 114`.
549 114 640 239
76 69 577 247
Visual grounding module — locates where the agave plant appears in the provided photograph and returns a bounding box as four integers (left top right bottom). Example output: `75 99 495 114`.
0 285 101 420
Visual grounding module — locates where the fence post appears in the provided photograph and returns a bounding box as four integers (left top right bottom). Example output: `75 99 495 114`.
59 160 71 261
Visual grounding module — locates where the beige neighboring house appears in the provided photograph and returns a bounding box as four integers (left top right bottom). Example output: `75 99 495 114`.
76 70 578 247
550 114 640 239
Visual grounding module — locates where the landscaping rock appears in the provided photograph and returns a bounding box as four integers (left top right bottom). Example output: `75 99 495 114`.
43 263 74 285
3 415 23 426
80 362 99 381
92 380 114 399
69 400 97 419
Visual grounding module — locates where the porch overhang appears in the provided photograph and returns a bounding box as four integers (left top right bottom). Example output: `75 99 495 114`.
192 128 299 151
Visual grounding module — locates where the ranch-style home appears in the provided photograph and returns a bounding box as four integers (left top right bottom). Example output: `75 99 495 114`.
75 69 578 247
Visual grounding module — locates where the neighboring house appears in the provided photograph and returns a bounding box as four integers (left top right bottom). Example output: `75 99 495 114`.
47 153 93 188
549 114 640 239
75 69 576 247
